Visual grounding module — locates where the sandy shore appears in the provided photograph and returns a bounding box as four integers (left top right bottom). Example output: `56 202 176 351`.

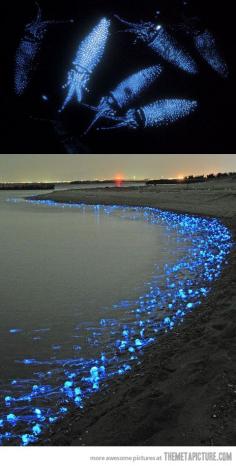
30 181 236 446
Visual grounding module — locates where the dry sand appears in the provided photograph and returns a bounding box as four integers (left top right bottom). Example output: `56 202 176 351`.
30 180 236 446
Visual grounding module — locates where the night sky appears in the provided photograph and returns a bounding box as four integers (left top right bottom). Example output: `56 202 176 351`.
0 154 236 182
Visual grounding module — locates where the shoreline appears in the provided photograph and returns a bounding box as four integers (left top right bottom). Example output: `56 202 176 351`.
28 184 236 446
28 180 236 221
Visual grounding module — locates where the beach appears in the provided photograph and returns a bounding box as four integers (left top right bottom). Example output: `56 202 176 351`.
30 179 236 446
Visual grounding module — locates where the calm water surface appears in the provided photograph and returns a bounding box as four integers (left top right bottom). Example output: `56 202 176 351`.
0 191 178 375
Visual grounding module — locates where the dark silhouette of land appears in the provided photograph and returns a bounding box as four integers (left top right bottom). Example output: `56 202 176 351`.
0 183 55 190
147 172 236 185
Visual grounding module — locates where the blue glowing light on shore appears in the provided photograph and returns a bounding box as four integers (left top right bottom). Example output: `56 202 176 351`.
0 200 232 445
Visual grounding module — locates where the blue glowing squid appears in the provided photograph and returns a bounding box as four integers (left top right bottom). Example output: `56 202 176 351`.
98 99 198 131
15 3 73 96
60 18 111 112
192 29 229 78
84 65 163 134
115 15 198 75
178 11 229 78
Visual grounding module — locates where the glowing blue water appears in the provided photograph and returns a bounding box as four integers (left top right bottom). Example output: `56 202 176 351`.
0 196 232 445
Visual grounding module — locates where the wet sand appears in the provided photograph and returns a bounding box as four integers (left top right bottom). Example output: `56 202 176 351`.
30 180 236 446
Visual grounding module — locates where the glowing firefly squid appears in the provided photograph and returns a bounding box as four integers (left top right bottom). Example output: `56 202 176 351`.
83 65 163 135
115 15 198 75
97 99 198 131
15 2 73 96
177 7 229 78
60 18 111 112
192 29 229 78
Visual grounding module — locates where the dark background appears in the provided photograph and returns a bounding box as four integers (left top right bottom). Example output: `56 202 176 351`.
1 0 235 154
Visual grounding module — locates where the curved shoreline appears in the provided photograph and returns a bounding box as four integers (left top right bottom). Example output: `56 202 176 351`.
29 185 236 446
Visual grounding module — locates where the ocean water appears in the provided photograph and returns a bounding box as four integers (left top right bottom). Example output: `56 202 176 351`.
0 192 232 445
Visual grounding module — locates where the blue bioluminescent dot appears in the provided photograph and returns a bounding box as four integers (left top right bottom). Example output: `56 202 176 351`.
7 414 17 424
64 381 73 389
5 396 12 405
186 302 193 309
119 340 127 350
123 364 131 372
49 417 57 424
74 387 82 395
9 328 22 334
32 424 41 436
101 353 106 362
23 359 36 365
74 396 82 405
128 346 135 353
164 317 171 325
73 345 81 351
60 407 68 414
52 345 61 350
135 339 143 347
21 434 34 446
200 287 207 294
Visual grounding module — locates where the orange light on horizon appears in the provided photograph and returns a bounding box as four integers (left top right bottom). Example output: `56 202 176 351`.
114 172 124 188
